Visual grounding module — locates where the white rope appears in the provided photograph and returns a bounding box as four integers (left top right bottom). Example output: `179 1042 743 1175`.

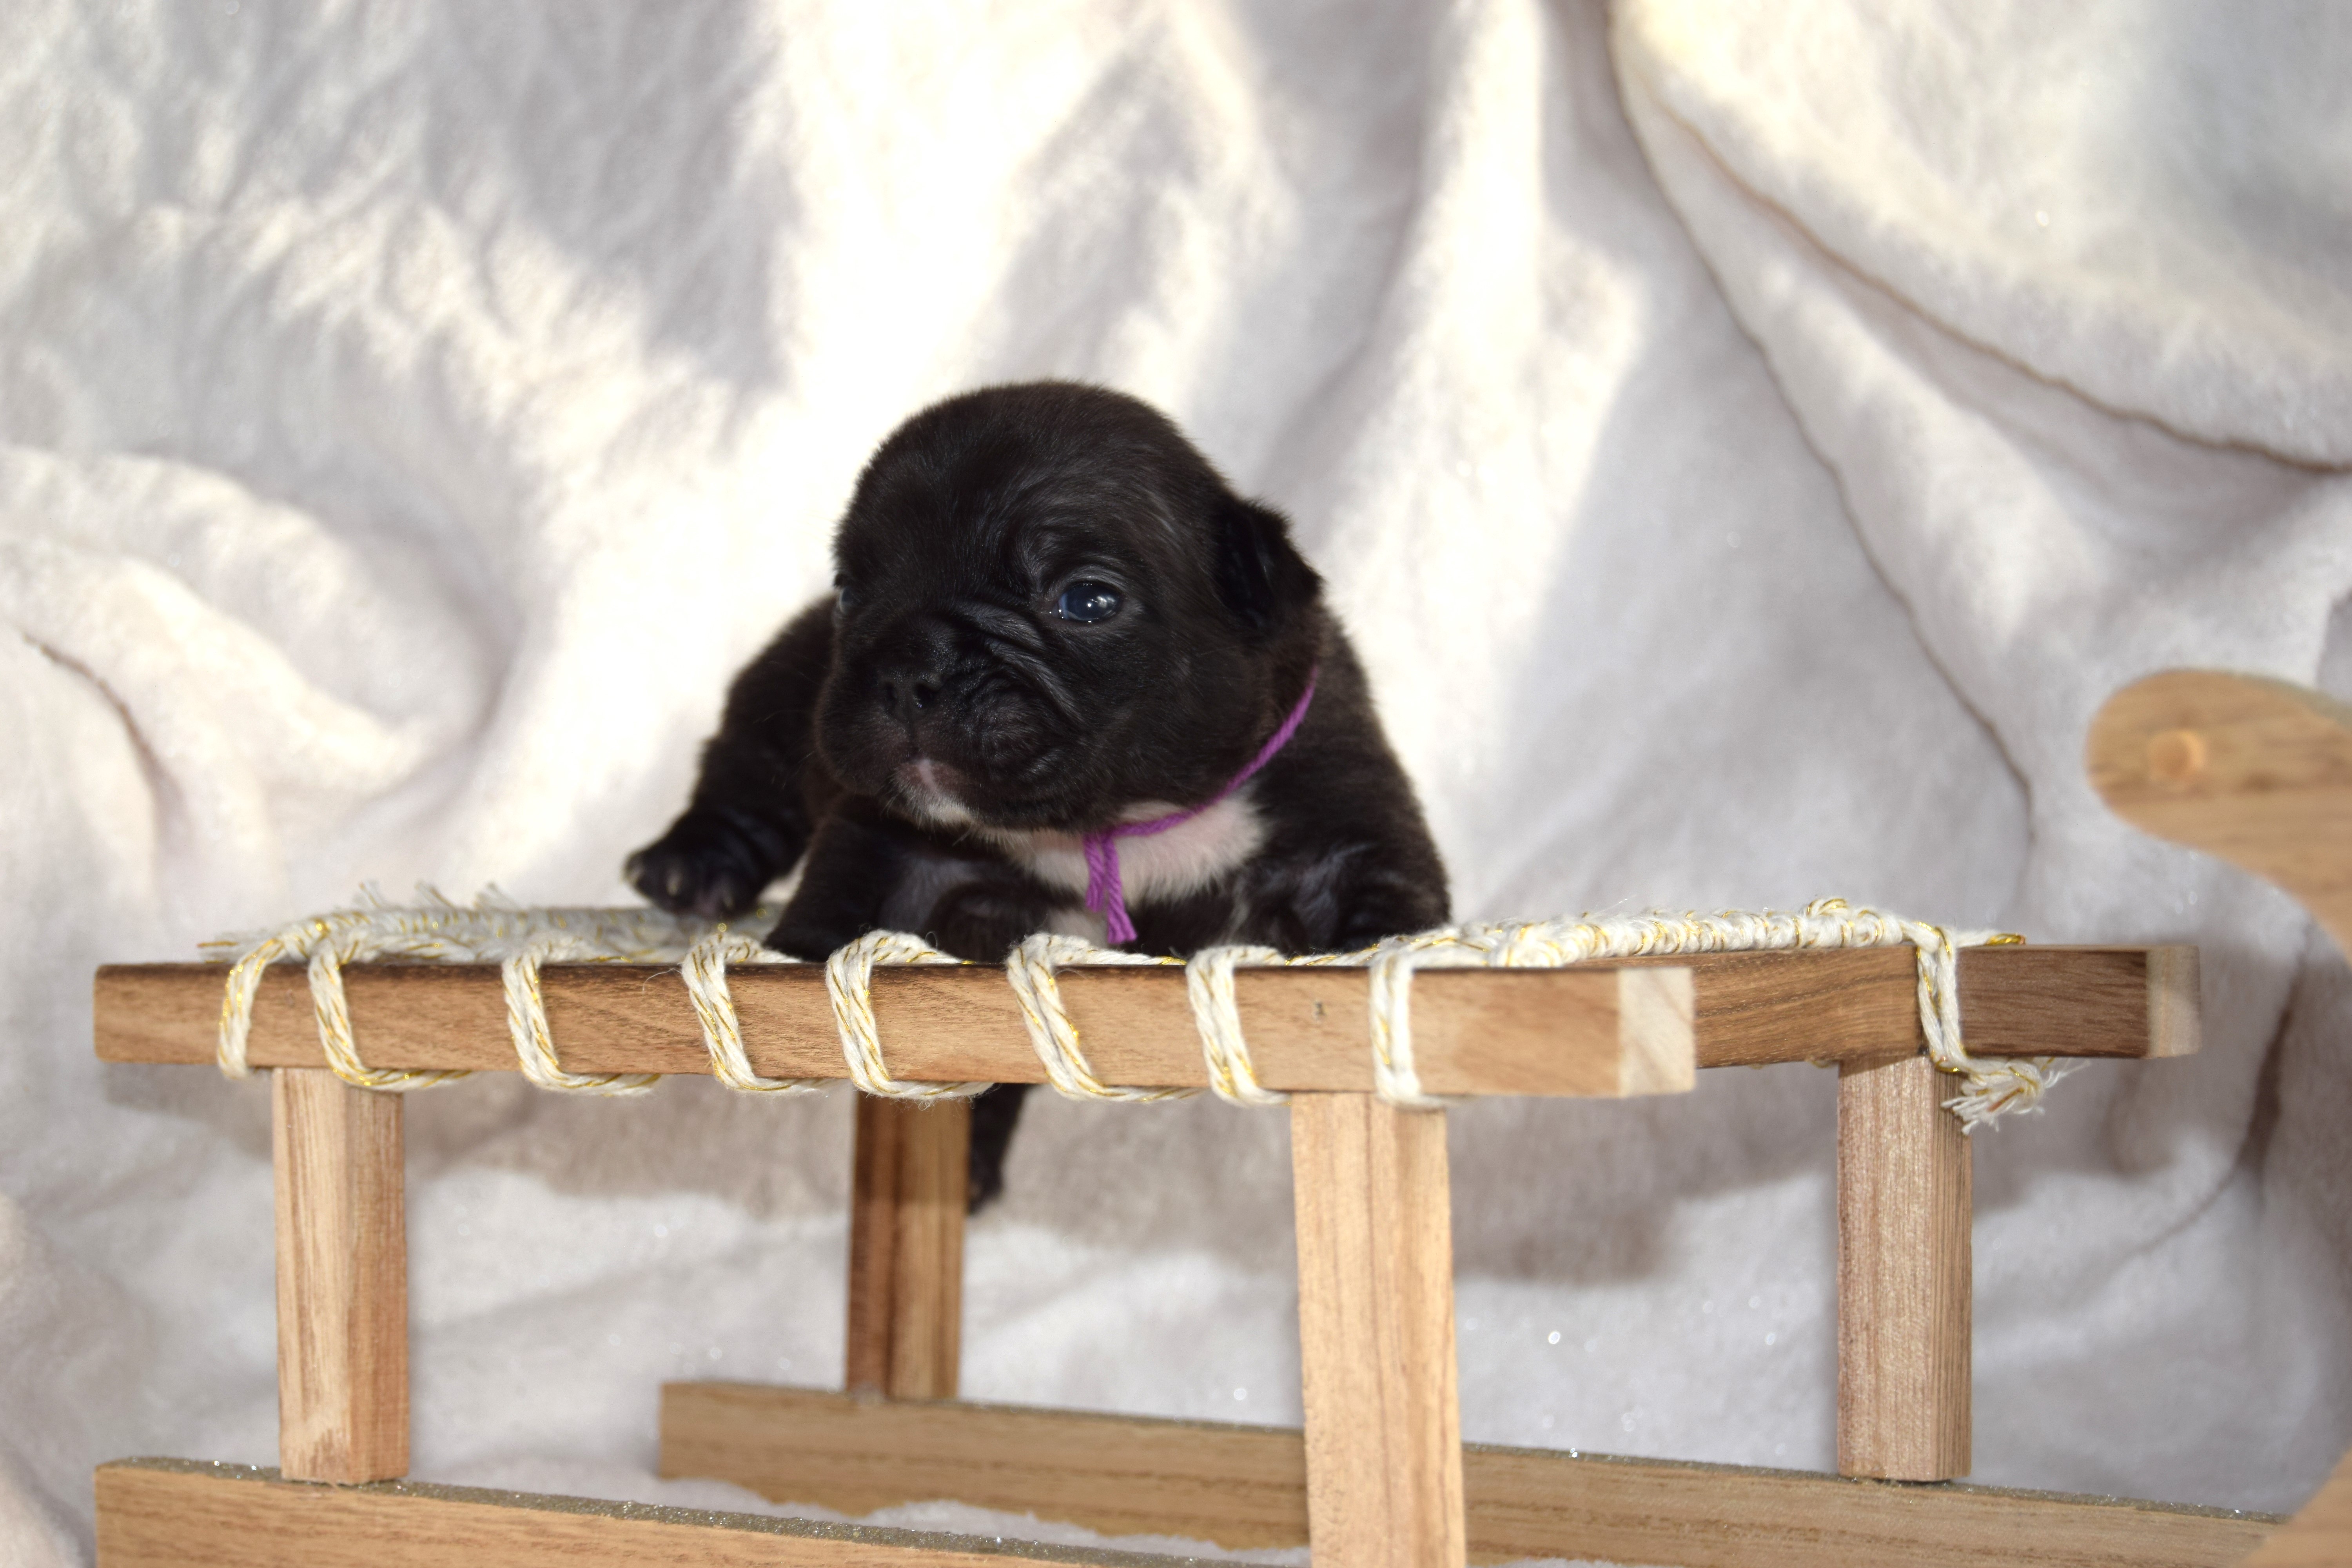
823 930 991 1099
683 929 822 1094
1192 899 2065 1128
1003 933 1194 1102
303 941 471 1092
1185 944 1292 1105
213 890 2065 1129
215 886 742 1092
501 935 659 1095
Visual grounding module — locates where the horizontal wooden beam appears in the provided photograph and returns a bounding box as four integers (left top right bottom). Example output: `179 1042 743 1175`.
657 1384 2279 1568
93 1458 1177 1567
96 961 1685 1097
91 944 2193 1093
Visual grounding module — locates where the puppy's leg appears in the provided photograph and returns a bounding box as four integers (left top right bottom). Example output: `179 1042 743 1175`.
760 807 910 960
628 598 837 919
965 1086 1029 1214
1328 862 1451 952
1238 838 1451 956
926 874 1062 1212
627 804 798 922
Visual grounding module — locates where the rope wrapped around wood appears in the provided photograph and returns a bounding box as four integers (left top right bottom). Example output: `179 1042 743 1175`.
210 891 2062 1128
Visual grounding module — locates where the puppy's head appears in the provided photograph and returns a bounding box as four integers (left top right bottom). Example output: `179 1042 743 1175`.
816 381 1321 832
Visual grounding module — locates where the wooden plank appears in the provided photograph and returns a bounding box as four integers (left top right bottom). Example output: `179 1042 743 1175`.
92 1458 1198 1567
1837 1052 1970 1481
845 1096 966 1400
653 1386 2283 1567
93 962 1664 1093
272 1068 407 1483
2242 1444 2352 1566
91 944 2194 1085
2089 669 2352 955
1290 1093 1465 1568
658 1384 1309 1544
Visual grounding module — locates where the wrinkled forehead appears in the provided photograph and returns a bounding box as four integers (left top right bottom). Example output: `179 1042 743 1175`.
837 426 1193 591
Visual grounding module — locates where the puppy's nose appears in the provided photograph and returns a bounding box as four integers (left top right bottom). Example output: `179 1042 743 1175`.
877 664 944 722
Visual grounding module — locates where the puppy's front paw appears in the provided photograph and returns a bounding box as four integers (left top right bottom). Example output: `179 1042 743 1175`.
759 918 849 962
625 810 776 920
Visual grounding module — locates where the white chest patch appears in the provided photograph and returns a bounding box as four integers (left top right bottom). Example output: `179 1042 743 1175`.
985 793 1267 908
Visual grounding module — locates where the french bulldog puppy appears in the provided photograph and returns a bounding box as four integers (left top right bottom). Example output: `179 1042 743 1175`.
628 381 1447 1206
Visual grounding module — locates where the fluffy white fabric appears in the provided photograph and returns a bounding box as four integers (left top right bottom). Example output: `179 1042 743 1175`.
4 2 2348 1561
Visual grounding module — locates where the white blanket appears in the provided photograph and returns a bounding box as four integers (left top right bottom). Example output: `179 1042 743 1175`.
4 2 2348 1561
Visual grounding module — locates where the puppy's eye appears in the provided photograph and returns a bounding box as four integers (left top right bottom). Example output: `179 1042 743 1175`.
834 575 860 613
1055 581 1123 624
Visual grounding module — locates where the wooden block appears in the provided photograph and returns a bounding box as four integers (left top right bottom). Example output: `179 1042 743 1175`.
844 1096 966 1400
271 1068 408 1483
91 945 2196 1085
2089 669 2352 955
1837 1053 1970 1481
653 1387 2282 1567
659 1383 1309 1544
2241 1443 2352 1567
1639 944 2196 1067
1290 1093 1465 1568
92 1457 1184 1567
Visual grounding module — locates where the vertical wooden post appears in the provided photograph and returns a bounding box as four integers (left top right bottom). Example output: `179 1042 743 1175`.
1290 1093 1466 1568
1837 1052 1971 1481
272 1067 408 1483
844 1095 968 1400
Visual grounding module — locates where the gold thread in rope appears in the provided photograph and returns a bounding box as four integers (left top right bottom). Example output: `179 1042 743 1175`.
824 930 990 1100
305 944 470 1091
1004 933 1192 1102
1184 945 1290 1106
683 929 823 1094
501 938 658 1096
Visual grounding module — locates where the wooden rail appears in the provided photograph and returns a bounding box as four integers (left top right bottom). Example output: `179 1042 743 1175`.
651 1382 2274 1567
95 1459 1185 1567
93 944 2192 1090
100 1441 2279 1568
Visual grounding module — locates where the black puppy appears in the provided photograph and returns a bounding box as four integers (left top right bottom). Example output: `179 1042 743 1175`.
628 381 1447 1205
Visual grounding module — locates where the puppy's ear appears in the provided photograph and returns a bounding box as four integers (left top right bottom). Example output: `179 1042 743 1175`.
1213 494 1322 633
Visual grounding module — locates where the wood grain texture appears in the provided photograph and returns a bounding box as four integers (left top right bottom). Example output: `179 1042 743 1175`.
2241 1445 2352 1566
93 1459 1190 1568
845 1096 966 1400
2088 669 2352 954
1290 1093 1465 1568
271 1069 407 1483
2103 675 2352 1568
2145 945 2203 1058
653 1387 2281 1567
660 1383 1308 1545
91 945 2193 1085
1837 1053 1970 1482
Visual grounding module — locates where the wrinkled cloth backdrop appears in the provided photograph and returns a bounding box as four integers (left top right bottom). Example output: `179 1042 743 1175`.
3 2 2349 1562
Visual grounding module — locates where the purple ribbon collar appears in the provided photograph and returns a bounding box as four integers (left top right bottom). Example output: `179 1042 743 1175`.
1081 668 1318 946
